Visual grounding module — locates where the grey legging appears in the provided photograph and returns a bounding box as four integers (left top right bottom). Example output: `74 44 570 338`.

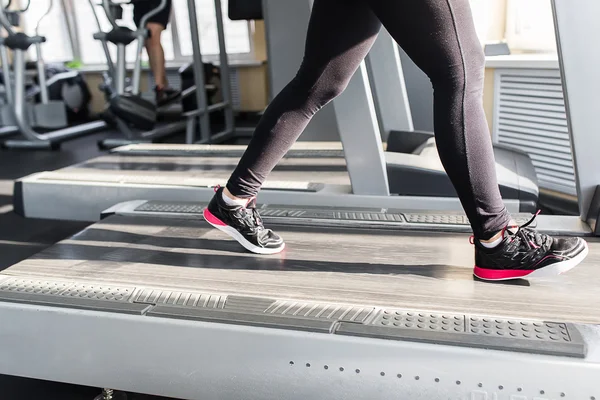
226 0 511 239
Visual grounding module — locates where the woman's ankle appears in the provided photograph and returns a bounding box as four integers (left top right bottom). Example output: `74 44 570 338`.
224 187 251 201
480 219 517 247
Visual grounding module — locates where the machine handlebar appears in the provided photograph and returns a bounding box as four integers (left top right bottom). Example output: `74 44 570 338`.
138 0 168 31
35 0 53 36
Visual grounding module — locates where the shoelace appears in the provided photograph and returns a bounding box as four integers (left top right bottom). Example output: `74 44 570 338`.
234 207 264 232
214 185 263 232
470 210 547 250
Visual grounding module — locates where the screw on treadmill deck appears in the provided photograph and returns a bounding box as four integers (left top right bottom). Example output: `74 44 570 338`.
102 388 114 400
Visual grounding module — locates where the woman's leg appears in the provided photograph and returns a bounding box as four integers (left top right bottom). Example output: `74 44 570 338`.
367 0 510 240
365 0 588 280
226 0 382 199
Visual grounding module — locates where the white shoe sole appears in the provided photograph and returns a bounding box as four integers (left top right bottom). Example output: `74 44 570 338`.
474 240 589 281
203 209 285 255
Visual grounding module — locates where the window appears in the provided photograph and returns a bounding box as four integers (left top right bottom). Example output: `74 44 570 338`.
172 0 252 57
505 0 557 53
69 0 251 67
21 0 73 62
469 0 490 45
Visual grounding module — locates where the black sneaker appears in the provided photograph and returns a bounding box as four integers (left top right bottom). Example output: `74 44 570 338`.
473 213 588 281
203 187 285 254
155 86 181 107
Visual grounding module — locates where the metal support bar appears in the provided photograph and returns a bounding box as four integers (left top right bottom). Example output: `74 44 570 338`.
333 62 390 196
551 0 600 221
13 50 30 135
169 10 182 60
0 126 18 137
183 102 230 118
88 0 115 77
365 29 413 141
116 44 126 95
131 38 145 95
214 0 234 139
61 0 82 61
101 0 119 29
0 43 13 104
186 0 210 143
185 116 197 144
0 4 16 36
35 44 49 104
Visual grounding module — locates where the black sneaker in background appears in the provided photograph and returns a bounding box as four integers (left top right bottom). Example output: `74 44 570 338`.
203 187 285 255
155 86 181 107
473 214 588 281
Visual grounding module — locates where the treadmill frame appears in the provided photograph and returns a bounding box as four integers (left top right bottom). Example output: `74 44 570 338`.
1 299 598 400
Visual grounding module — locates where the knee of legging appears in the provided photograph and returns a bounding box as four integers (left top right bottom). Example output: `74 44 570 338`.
291 67 349 109
430 50 485 92
316 83 347 107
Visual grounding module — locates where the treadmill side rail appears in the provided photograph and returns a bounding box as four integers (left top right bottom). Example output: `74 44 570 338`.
0 274 589 360
0 300 598 400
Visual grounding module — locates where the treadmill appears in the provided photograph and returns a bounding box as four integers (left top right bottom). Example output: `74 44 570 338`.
0 199 598 399
12 137 539 221
11 0 539 222
12 114 539 221
0 2 599 397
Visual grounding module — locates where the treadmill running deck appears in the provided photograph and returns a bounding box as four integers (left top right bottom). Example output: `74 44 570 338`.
3 211 599 324
1 206 599 399
64 155 350 185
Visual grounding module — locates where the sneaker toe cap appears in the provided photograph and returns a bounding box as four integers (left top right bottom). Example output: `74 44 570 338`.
259 229 284 248
551 236 585 256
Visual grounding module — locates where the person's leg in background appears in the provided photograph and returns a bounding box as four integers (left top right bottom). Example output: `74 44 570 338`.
133 0 180 106
145 22 168 89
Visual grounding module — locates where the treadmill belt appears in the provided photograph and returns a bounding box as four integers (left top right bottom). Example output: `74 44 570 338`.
79 161 347 173
111 143 345 158
5 214 599 326
54 154 350 186
113 149 347 158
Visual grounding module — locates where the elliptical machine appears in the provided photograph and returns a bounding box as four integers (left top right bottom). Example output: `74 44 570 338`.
0 0 90 137
0 0 106 149
90 0 187 149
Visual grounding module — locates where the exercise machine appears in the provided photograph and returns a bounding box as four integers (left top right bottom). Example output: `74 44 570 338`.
0 198 598 399
11 1 540 221
89 0 190 149
0 0 107 149
0 0 87 137
10 130 539 221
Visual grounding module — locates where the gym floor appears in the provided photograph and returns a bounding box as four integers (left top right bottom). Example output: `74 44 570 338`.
0 131 175 400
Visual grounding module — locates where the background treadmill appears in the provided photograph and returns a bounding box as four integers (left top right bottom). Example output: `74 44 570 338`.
13 131 540 222
112 129 540 207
